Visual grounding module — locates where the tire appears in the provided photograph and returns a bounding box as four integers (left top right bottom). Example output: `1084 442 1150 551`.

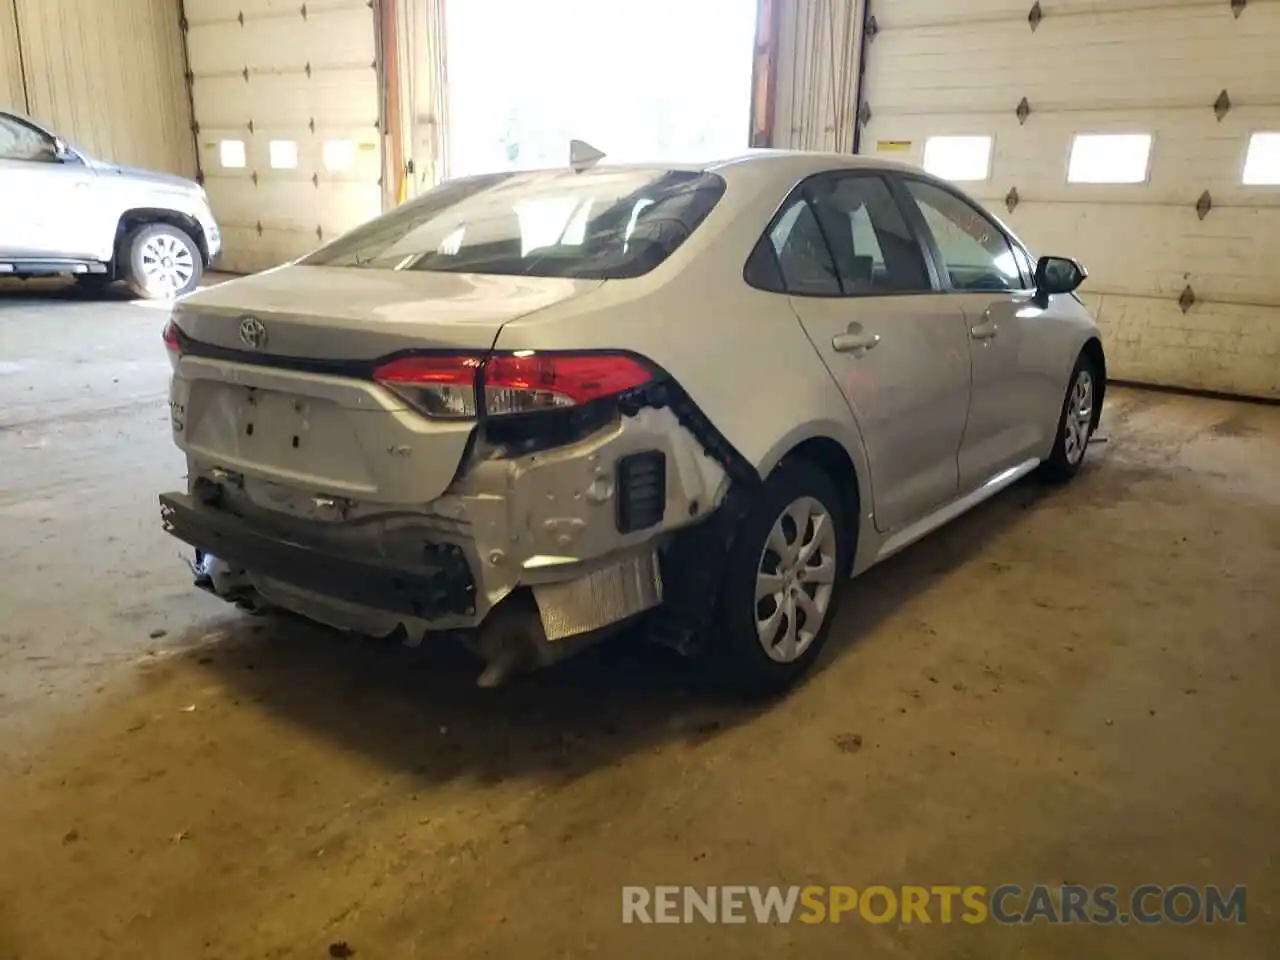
1040 352 1100 482
710 458 851 697
122 223 203 300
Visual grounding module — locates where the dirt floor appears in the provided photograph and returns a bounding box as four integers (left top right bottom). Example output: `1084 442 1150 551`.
1 283 1277 959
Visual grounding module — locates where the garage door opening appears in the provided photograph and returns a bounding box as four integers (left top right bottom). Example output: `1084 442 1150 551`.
446 0 757 176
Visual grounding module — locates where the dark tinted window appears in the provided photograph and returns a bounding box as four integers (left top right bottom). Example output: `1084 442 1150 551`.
904 179 1021 292
744 235 786 292
805 175 930 294
767 196 841 296
301 167 726 280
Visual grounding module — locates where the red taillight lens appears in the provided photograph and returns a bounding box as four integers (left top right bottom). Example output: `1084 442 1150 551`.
372 351 653 419
483 352 652 416
374 354 484 418
162 319 181 354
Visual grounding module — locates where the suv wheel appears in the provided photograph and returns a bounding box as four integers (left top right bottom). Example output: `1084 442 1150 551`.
123 223 202 300
712 459 850 697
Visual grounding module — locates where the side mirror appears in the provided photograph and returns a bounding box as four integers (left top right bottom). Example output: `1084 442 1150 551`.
1033 255 1087 304
53 138 78 162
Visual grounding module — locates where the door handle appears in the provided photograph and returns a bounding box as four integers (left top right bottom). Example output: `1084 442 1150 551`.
832 325 881 355
970 318 998 341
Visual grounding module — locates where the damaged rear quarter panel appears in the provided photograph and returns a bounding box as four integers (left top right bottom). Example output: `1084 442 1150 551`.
436 404 729 612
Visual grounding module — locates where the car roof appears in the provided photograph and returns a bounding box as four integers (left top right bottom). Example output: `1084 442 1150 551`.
706 149 920 176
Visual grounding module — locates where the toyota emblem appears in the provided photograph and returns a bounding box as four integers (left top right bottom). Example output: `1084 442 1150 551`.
238 316 268 350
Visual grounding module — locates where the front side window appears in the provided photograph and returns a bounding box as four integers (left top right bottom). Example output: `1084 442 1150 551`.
805 175 931 295
0 115 56 163
301 167 726 280
904 179 1022 292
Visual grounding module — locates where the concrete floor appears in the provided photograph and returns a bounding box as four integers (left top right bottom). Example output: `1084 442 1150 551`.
0 284 1277 960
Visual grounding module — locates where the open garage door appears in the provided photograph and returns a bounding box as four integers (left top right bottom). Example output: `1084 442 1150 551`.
185 0 383 273
858 1 1280 399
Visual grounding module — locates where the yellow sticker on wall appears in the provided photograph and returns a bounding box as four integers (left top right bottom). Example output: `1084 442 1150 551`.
876 140 913 154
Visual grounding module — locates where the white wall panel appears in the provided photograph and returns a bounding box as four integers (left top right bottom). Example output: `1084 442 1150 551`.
860 0 1280 398
186 0 381 273
773 0 864 151
8 0 194 175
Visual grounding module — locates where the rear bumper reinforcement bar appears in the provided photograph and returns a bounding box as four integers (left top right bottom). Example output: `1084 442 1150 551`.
158 492 477 619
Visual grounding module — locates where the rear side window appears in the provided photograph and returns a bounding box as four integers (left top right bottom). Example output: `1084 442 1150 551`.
766 197 841 296
302 167 726 280
805 175 930 294
749 173 932 297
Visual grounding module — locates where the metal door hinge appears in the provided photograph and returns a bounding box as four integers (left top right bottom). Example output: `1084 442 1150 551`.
1179 285 1196 314
1214 89 1231 121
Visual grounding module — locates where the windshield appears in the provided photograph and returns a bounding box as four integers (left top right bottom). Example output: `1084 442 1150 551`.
301 168 726 279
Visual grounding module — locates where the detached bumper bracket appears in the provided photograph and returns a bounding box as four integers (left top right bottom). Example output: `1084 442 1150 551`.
158 492 477 619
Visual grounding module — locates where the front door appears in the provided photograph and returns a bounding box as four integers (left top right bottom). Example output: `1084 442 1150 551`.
770 172 973 533
899 177 1053 488
0 114 95 259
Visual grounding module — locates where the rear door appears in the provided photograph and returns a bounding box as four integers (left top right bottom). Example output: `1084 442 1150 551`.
770 171 973 533
897 176 1060 489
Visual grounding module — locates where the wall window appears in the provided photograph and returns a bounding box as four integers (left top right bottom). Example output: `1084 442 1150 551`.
1067 133 1152 184
219 139 246 168
904 179 1022 292
269 139 298 169
922 136 993 182
1242 132 1280 185
323 139 356 171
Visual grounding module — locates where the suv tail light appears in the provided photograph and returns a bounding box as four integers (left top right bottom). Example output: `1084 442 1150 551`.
373 351 652 419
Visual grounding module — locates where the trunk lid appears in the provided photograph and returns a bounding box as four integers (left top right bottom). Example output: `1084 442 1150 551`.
170 265 602 507
174 264 603 359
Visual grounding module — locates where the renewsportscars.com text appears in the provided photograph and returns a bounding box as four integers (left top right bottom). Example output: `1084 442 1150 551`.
621 884 1247 926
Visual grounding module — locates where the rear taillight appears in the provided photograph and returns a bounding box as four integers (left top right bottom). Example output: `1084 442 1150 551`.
373 351 653 419
162 319 181 355
483 352 652 416
373 354 484 418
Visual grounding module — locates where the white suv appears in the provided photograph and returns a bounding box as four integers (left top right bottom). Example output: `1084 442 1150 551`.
159 151 1104 694
0 110 220 298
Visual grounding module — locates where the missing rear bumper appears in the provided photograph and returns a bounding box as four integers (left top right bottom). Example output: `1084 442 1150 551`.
160 491 478 619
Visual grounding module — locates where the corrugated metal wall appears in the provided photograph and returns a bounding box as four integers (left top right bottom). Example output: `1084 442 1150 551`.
5 0 194 176
1 2 23 111
772 0 864 151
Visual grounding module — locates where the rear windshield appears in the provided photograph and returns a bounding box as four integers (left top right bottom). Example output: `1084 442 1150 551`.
301 168 726 279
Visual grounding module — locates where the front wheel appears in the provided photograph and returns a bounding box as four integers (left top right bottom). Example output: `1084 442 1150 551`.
710 459 850 697
1040 353 1100 482
123 223 203 300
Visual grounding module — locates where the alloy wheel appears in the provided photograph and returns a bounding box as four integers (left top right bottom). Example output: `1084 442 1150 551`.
1063 369 1094 466
755 496 838 663
139 233 195 297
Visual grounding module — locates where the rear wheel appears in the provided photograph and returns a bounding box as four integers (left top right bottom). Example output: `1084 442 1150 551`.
711 459 850 697
123 223 202 300
1041 353 1099 482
